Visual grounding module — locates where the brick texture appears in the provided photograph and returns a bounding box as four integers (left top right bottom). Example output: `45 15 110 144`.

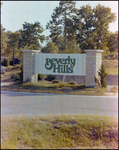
22 50 40 82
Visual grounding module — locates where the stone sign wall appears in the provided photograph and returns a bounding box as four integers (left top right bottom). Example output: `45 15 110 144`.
22 50 103 87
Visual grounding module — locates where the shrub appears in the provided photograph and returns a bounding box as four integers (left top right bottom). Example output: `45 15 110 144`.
38 74 41 81
45 75 55 81
10 58 21 66
10 64 23 81
94 63 108 88
11 73 20 81
18 64 23 81
68 81 77 85
52 79 61 84
53 82 65 88
2 58 9 66
74 84 85 90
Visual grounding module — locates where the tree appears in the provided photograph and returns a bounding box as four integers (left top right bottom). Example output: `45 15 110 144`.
76 4 116 51
46 1 77 52
75 4 94 50
94 63 108 88
62 40 82 53
5 30 21 65
107 31 118 59
1 25 8 56
41 42 58 53
19 21 45 50
93 4 116 49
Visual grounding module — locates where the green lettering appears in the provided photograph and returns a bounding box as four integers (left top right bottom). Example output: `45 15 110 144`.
45 58 53 70
71 59 76 67
53 64 60 73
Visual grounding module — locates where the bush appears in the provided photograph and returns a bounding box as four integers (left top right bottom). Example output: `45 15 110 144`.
10 64 23 81
94 63 108 88
11 73 20 81
68 81 77 85
38 74 41 81
45 75 55 81
10 58 21 66
18 64 23 81
52 79 61 84
2 58 9 66
53 82 65 88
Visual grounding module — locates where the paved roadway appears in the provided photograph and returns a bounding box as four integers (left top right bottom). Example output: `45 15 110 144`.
1 90 118 117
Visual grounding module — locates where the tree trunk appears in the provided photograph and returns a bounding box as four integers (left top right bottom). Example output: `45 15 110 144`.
13 50 15 66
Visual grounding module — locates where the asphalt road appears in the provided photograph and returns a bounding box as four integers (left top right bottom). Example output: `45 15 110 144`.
1 90 118 117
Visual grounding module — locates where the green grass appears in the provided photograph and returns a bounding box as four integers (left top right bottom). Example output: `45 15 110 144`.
106 68 118 75
4 64 21 71
1 114 118 149
103 60 118 75
1 80 118 96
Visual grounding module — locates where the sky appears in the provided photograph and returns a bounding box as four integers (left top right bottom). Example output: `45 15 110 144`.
1 1 118 38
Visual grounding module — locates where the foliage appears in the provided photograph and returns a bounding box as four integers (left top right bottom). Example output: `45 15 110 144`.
41 42 58 53
10 58 21 66
38 74 42 81
11 73 21 81
76 4 116 51
52 79 61 84
46 1 77 52
0 25 8 56
10 64 23 81
18 64 23 81
19 21 45 50
45 75 55 81
47 2 116 54
94 63 108 88
107 31 118 53
5 31 21 57
68 81 77 85
1 58 9 66
104 31 118 60
0 2 118 61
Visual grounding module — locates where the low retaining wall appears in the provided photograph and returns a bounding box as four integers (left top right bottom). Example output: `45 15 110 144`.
106 75 118 85
55 75 118 85
55 75 85 84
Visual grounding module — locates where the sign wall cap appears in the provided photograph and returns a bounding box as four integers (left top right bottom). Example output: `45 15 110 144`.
22 50 40 53
84 49 103 52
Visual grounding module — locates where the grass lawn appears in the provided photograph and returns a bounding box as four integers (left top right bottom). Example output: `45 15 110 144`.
103 60 118 75
1 114 118 149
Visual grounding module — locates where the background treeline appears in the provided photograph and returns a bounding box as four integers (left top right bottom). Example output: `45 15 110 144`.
1 1 118 65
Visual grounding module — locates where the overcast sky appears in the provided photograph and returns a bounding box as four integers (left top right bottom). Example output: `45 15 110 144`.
1 1 118 37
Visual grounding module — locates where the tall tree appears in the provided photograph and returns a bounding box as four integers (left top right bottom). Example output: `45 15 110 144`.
93 4 116 49
76 4 116 51
1 25 8 56
46 1 77 52
5 30 21 65
41 42 58 53
107 31 118 53
19 21 45 50
75 4 94 50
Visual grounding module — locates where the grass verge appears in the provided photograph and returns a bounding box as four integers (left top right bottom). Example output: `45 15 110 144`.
1 80 118 96
1 114 118 149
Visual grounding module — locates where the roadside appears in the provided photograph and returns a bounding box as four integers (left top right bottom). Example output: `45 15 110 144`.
1 62 118 96
1 114 118 149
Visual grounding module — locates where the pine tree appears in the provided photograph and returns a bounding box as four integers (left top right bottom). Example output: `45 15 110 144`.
94 63 108 88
